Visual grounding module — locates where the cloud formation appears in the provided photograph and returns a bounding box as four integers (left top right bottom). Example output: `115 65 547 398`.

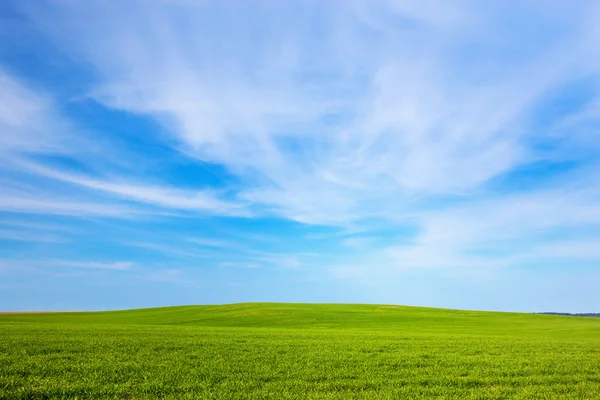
1 0 600 311
16 1 599 220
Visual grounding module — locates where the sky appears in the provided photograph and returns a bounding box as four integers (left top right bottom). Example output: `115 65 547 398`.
1 1 600 312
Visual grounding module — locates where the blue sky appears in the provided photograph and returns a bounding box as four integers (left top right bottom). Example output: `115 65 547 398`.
1 1 600 312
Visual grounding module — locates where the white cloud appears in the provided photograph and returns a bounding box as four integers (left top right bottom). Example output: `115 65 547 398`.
14 159 250 217
3 0 600 283
0 229 66 243
373 178 600 272
49 260 134 270
0 68 71 155
19 0 600 225
0 69 248 218
0 195 140 218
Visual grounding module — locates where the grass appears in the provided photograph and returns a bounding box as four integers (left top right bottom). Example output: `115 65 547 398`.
1 303 600 399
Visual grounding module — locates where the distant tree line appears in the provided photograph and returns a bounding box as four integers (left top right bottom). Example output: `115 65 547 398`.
537 312 600 318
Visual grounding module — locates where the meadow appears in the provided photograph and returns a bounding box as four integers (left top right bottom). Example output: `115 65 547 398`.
1 303 599 399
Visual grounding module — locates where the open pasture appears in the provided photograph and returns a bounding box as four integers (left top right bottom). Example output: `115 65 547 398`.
1 303 600 399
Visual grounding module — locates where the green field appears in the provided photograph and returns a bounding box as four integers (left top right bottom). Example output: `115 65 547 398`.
1 303 600 399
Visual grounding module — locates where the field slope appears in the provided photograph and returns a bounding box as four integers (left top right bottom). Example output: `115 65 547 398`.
1 303 599 399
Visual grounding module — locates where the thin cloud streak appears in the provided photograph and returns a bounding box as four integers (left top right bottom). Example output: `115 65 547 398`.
0 259 134 271
0 229 66 243
14 159 251 217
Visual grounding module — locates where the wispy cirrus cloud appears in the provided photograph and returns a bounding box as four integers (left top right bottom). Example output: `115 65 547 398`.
0 68 67 155
1 0 600 311
0 258 134 271
14 159 250 217
18 0 600 224
0 194 141 218
0 229 65 243
0 68 249 218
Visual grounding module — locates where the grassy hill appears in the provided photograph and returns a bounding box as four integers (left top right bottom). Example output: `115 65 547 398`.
2 303 600 399
2 302 599 335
